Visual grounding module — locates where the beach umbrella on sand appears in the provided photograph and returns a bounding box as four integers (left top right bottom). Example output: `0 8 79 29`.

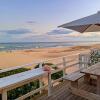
58 11 100 33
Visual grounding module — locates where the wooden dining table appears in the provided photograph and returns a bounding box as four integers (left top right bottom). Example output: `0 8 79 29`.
81 62 100 94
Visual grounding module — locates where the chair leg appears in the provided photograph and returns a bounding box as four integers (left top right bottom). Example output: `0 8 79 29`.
71 81 78 88
84 74 90 84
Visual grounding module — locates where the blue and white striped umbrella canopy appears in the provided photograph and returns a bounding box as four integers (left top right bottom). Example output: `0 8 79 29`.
59 11 100 33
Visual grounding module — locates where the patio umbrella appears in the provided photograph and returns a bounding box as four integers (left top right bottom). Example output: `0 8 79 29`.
58 11 100 33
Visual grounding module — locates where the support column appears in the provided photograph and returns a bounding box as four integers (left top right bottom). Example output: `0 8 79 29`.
39 63 43 94
62 57 66 76
97 76 100 94
2 90 7 100
48 73 52 96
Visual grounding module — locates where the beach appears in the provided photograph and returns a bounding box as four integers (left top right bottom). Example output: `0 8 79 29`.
0 44 100 69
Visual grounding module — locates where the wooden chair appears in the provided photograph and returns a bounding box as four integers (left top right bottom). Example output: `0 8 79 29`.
63 53 89 88
63 71 84 88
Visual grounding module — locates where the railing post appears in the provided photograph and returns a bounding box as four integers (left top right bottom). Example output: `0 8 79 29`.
39 62 43 94
62 57 66 76
2 90 7 100
79 54 82 70
48 73 52 96
84 55 89 68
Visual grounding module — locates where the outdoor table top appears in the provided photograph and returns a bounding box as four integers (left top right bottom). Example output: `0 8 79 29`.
0 68 47 90
81 62 100 76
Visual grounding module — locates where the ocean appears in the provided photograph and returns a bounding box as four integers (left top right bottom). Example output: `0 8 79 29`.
0 41 100 51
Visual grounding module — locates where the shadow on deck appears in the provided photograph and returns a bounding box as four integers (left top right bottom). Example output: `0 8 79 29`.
34 78 97 100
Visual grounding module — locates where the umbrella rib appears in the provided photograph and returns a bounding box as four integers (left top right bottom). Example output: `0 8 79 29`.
81 24 92 33
95 24 100 26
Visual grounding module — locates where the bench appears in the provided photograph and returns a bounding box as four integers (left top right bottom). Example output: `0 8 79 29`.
63 71 85 88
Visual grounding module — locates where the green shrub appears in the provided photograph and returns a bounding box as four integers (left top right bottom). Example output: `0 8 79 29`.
35 62 58 69
51 71 63 80
88 50 100 66
35 63 63 80
8 80 39 100
0 68 29 78
0 68 40 100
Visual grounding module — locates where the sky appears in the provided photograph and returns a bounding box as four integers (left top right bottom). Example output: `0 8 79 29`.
0 0 100 42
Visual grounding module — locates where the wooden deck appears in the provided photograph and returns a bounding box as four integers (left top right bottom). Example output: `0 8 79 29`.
35 78 97 100
0 52 99 100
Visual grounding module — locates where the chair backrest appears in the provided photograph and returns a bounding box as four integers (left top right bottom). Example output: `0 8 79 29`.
79 53 90 70
79 48 100 70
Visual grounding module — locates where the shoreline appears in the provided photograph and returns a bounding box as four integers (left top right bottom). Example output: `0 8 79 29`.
0 42 100 52
0 44 99 69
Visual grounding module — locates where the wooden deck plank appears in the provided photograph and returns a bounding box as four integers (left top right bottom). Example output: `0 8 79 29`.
37 79 97 100
69 86 100 100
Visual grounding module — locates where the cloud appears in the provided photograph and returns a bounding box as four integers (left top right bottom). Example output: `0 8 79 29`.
47 29 73 35
0 28 32 34
46 27 100 38
0 27 100 43
66 32 100 37
26 21 37 24
47 28 100 38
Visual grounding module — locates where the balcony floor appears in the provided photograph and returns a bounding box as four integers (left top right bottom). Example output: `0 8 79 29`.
35 78 97 100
